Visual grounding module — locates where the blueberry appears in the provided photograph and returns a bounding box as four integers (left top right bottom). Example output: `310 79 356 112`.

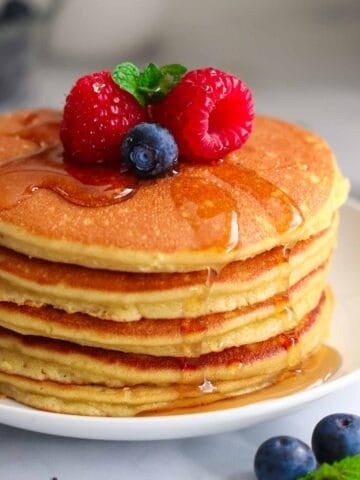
312 413 360 464
121 123 178 179
254 436 317 480
0 0 31 22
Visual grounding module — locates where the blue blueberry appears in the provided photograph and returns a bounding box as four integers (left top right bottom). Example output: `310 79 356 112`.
121 123 178 179
0 0 31 22
312 413 360 464
254 436 317 480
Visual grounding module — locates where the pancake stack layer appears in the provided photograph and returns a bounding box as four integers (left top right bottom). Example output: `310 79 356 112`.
0 110 348 416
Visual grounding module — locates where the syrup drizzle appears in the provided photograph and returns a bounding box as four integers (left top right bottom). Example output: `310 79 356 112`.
171 161 304 253
0 110 138 209
178 266 218 359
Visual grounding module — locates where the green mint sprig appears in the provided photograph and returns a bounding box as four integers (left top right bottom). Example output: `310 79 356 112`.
112 62 187 107
299 455 360 480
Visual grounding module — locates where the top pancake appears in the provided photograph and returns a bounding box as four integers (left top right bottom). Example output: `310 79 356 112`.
0 110 348 272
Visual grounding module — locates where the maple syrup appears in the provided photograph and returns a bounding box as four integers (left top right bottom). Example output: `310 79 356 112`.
0 109 139 210
0 147 140 209
178 266 219 359
280 239 303 371
170 161 304 253
147 345 341 416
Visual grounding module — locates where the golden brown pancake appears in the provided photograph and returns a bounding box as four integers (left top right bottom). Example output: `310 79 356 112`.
0 289 332 416
0 260 329 356
0 110 349 272
0 215 337 320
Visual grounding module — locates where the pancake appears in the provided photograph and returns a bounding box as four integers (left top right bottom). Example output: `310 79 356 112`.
0 260 329 356
0 110 349 272
0 215 337 320
0 107 347 417
0 289 332 416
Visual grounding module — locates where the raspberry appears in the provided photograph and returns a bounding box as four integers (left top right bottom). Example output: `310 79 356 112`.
60 71 148 164
151 68 254 162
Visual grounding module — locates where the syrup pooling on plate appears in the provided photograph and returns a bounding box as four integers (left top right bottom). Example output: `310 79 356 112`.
0 110 138 209
147 345 342 416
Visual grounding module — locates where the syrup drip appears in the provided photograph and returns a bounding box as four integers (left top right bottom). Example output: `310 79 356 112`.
171 172 239 252
171 161 304 254
280 240 302 371
179 315 208 360
210 163 304 235
179 266 217 359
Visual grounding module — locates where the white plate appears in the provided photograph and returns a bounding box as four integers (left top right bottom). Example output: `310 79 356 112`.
0 201 359 441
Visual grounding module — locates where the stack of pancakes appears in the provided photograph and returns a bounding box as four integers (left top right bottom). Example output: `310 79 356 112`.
0 110 348 416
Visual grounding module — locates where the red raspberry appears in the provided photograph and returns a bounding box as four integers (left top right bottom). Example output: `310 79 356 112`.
151 68 254 162
60 71 148 164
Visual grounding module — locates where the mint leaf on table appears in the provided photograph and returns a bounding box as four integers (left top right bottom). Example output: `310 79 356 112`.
112 62 187 106
299 455 360 480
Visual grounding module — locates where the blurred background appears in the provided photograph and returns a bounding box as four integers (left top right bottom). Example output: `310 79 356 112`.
0 0 359 193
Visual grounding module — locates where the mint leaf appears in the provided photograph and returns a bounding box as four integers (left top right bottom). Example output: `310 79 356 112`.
138 63 162 92
300 464 340 479
111 62 187 106
138 63 187 103
299 455 360 480
152 64 187 101
112 62 145 106
160 64 187 94
137 63 163 103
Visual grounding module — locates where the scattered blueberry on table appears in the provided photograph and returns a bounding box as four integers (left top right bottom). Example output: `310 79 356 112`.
254 436 317 480
254 413 360 479
312 413 360 464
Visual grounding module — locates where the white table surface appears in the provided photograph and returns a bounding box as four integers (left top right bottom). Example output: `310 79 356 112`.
0 59 359 478
0 382 359 480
